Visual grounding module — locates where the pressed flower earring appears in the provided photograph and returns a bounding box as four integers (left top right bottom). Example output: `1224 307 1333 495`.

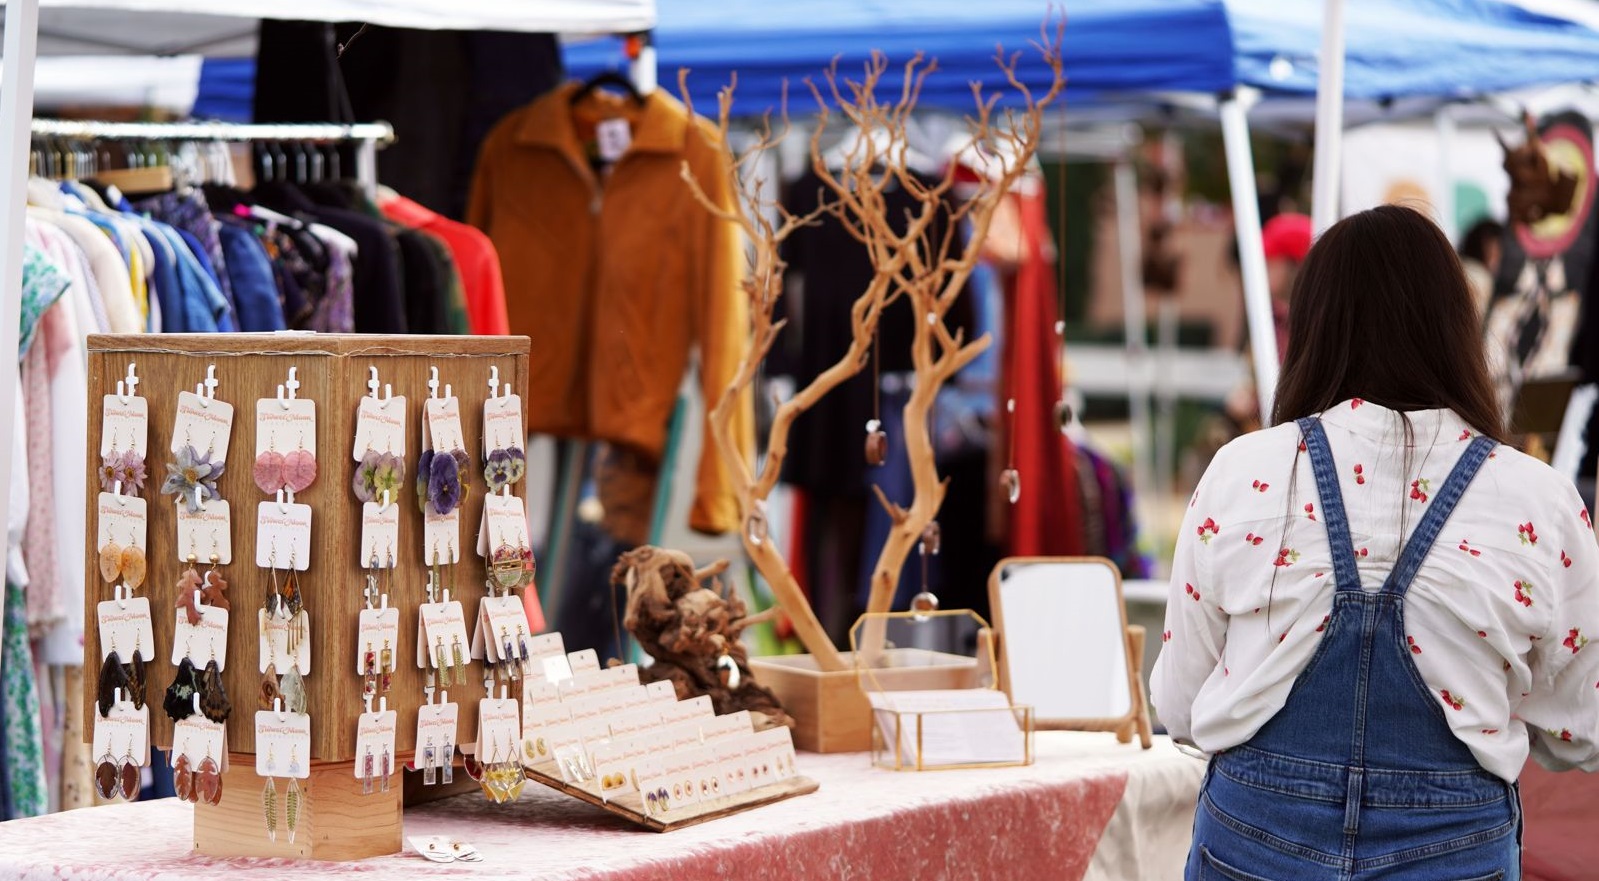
162 445 224 513
283 434 316 493
98 529 146 591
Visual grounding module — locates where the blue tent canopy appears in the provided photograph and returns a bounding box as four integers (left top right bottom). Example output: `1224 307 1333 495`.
563 0 1599 115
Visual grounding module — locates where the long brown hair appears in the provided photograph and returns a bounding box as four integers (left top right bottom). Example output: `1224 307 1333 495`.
1269 204 1506 442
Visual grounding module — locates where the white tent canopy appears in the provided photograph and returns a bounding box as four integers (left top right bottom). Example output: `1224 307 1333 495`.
0 0 654 56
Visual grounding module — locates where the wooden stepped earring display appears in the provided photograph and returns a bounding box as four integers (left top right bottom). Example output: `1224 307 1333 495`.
82 334 530 860
680 19 1064 751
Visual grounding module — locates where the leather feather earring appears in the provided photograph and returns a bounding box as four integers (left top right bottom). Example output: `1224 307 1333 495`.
125 651 146 710
199 660 231 724
97 650 128 718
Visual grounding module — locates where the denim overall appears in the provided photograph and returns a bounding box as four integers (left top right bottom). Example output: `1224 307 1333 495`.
1187 418 1520 881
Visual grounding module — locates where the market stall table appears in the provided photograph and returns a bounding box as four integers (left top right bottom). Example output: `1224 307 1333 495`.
0 733 1203 881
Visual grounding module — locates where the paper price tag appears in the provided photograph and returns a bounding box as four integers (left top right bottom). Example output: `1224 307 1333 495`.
101 395 149 458
254 398 316 458
171 391 234 458
93 700 149 763
353 710 398 780
255 501 312 570
96 596 155 664
356 607 402 676
424 397 466 454
257 609 311 675
595 117 632 162
482 393 524 456
95 493 148 555
254 710 311 779
475 698 521 764
417 601 470 670
172 604 230 669
359 502 400 569
175 500 232 565
352 395 407 460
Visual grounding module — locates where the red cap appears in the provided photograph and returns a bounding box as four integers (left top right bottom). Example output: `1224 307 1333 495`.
1262 213 1312 262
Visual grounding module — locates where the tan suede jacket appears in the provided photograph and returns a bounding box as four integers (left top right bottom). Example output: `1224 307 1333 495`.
468 82 752 535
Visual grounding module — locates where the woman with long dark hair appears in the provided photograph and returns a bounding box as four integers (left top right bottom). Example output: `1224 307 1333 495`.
1153 205 1599 880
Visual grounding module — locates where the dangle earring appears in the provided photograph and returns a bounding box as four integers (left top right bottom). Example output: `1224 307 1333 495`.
362 641 378 698
451 635 466 686
865 319 887 466
362 745 375 796
94 739 120 800
285 774 301 843
423 738 438 786
441 740 455 785
380 744 392 793
118 736 140 800
261 774 278 842
379 639 393 694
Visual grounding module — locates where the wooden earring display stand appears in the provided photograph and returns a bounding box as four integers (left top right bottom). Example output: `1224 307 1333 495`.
82 333 530 861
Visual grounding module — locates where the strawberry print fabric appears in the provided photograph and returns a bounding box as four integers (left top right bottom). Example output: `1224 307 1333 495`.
1152 400 1599 781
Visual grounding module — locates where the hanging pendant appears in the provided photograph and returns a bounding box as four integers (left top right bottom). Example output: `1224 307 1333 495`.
864 419 888 467
1000 468 1021 505
910 591 940 622
745 499 770 548
920 521 942 556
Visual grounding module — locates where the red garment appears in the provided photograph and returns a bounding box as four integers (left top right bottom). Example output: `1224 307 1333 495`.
1000 187 1086 557
379 194 511 335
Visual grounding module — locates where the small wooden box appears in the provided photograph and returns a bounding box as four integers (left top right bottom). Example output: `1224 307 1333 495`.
750 650 981 753
193 755 401 860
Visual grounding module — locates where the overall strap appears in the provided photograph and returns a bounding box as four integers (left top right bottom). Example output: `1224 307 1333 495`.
1297 418 1362 592
1383 434 1497 596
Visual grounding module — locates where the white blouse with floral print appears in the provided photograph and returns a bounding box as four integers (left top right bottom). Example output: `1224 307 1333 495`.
1151 400 1599 781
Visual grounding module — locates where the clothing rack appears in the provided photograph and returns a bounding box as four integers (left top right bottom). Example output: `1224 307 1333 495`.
29 118 396 196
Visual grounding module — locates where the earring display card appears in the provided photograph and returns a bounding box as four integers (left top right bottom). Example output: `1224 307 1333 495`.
567 649 602 676
415 701 459 754
472 595 531 664
172 605 230 670
422 509 460 566
558 664 640 702
359 502 400 568
352 709 398 779
477 492 531 557
605 706 666 742
254 710 312 779
175 501 232 565
355 607 401 675
352 395 407 460
701 711 756 745
475 697 521 764
416 601 470 669
658 695 714 727
645 680 682 703
102 394 150 458
96 597 156 664
523 680 562 714
255 501 313 570
174 716 228 769
94 700 150 763
481 393 524 456
423 396 466 454
96 494 148 552
258 610 312 674
172 391 235 457
254 398 316 457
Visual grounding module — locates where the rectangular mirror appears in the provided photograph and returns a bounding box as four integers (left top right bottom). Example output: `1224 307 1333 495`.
988 557 1151 747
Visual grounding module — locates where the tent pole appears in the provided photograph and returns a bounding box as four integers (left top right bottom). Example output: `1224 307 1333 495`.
1113 158 1157 535
1219 90 1279 422
0 0 40 574
1435 105 1458 240
1311 0 1348 235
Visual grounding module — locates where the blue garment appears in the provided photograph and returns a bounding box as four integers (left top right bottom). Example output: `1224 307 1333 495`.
217 223 286 332
138 224 182 334
151 226 228 333
175 228 237 331
1189 419 1518 880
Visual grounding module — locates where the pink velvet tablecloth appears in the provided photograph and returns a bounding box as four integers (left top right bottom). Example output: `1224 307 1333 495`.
0 733 1204 881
